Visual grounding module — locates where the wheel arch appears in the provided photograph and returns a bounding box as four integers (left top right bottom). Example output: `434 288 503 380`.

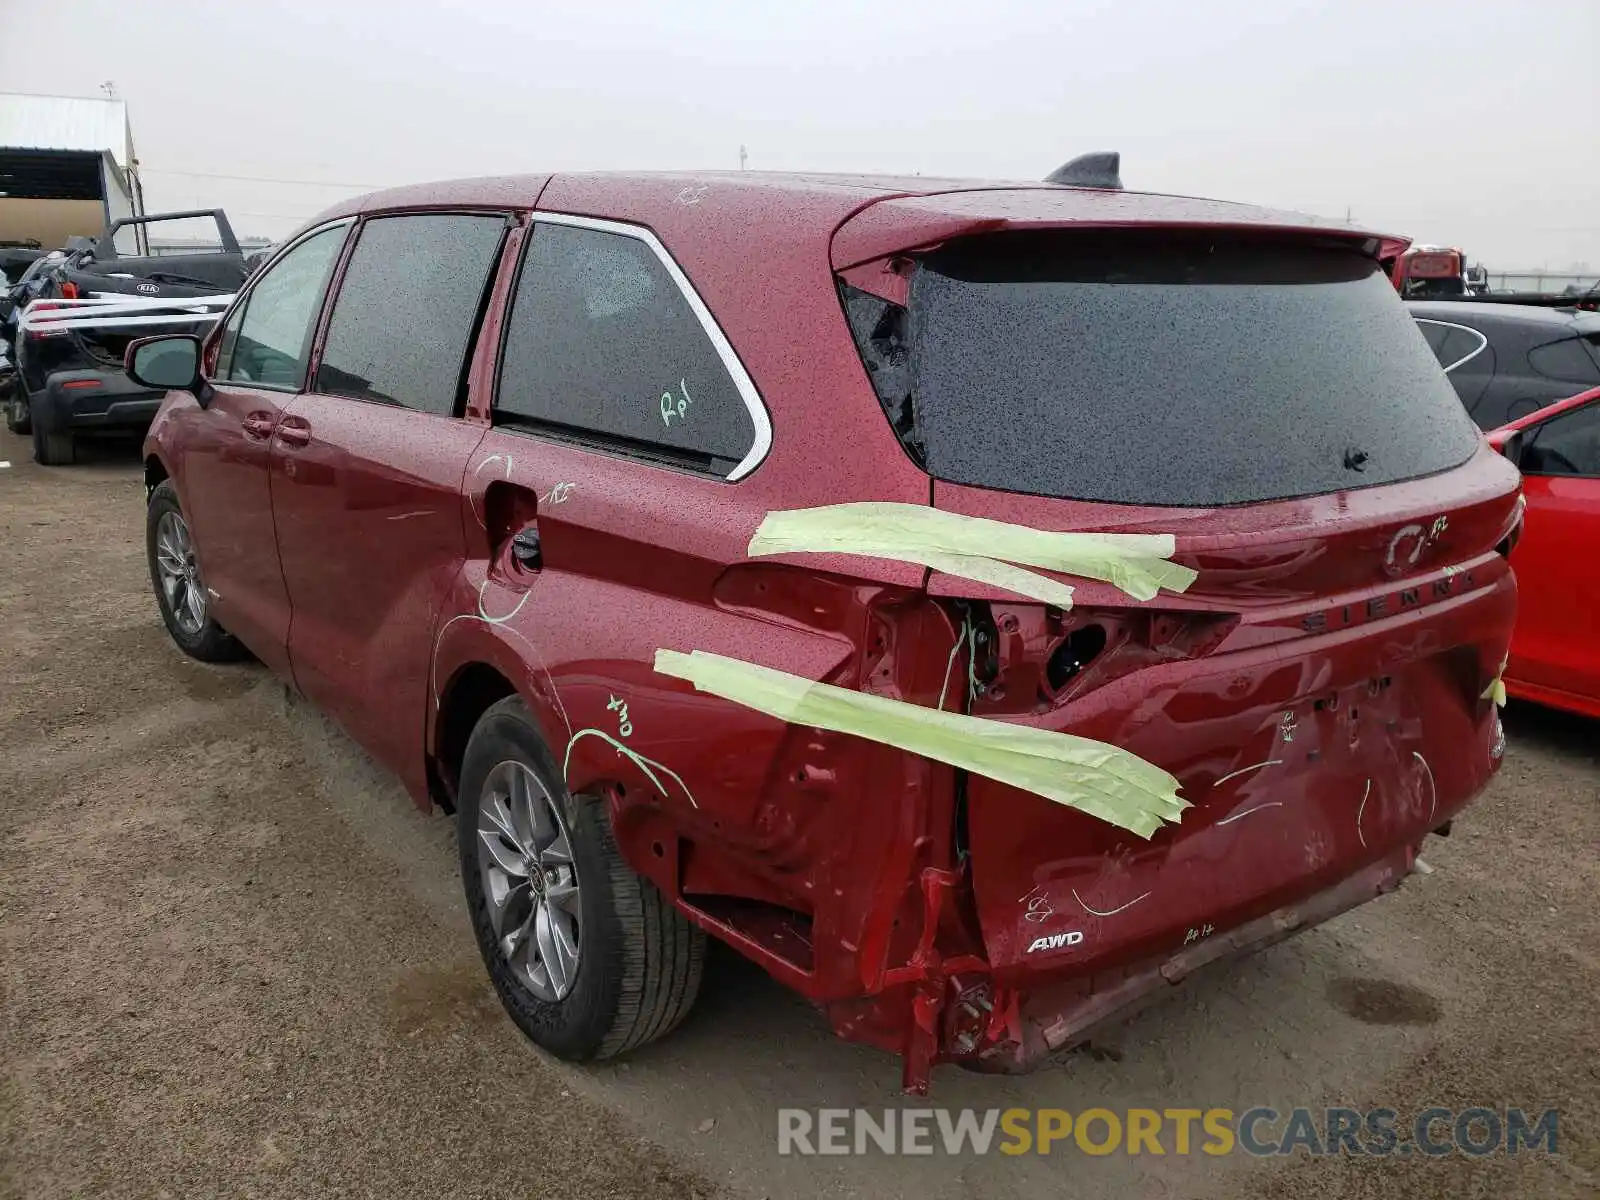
431 660 519 814
144 452 170 498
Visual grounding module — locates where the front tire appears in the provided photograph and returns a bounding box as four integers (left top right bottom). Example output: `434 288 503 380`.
146 480 244 662
459 697 705 1061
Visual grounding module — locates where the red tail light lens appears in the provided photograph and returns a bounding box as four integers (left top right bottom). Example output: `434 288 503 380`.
23 302 72 338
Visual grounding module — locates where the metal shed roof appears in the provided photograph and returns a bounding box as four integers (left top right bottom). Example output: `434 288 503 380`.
0 93 132 168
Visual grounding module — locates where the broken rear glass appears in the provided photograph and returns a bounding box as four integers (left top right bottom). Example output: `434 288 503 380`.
880 232 1481 507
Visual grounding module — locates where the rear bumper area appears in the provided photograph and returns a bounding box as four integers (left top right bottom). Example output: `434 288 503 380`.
820 559 1514 1094
973 843 1421 1073
32 370 164 434
964 560 1515 983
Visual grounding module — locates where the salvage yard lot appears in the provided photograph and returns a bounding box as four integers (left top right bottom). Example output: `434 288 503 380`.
1 432 1596 1200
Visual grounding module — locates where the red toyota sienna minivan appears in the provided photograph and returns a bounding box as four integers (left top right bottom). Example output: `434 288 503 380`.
129 169 1520 1092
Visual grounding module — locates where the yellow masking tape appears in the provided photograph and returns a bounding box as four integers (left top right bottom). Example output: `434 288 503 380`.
654 649 1188 839
1481 657 1508 708
747 502 1197 606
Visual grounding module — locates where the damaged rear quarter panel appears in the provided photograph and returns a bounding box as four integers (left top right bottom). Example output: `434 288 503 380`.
430 353 967 998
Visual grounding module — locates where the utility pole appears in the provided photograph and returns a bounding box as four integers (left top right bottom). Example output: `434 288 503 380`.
738 144 748 171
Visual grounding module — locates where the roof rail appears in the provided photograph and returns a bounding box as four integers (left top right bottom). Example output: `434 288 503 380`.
1045 152 1122 190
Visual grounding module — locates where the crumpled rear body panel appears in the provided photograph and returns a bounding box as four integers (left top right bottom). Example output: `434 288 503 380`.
936 444 1520 975
968 563 1512 979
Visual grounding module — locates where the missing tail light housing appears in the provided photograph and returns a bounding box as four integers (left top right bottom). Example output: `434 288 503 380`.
1046 623 1108 690
961 603 1239 716
1496 495 1525 558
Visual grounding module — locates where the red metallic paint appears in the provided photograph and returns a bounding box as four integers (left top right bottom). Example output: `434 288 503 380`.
172 378 300 683
273 393 489 795
930 455 1519 981
1489 387 1600 718
143 173 1519 1093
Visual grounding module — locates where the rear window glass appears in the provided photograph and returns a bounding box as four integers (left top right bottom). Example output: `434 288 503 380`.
860 233 1482 507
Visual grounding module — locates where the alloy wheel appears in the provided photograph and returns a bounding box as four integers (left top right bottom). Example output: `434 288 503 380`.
477 760 582 1001
154 511 207 637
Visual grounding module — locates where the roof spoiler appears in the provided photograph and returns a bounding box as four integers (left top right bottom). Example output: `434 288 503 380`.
1045 152 1122 191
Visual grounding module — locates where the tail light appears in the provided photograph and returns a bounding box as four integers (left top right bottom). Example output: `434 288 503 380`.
60 281 80 300
22 301 72 339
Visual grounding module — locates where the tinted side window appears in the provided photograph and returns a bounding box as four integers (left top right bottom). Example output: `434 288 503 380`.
1413 319 1486 373
495 221 755 472
1415 319 1449 355
1440 327 1486 372
1524 403 1600 478
1527 337 1600 385
224 225 346 388
315 214 506 416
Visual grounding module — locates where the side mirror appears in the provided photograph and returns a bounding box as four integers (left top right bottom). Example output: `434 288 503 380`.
125 334 201 392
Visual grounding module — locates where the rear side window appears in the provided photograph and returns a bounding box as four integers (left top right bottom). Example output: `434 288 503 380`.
1415 320 1449 355
315 213 506 416
223 225 346 388
1414 319 1488 374
857 232 1482 506
495 220 756 474
1527 336 1600 385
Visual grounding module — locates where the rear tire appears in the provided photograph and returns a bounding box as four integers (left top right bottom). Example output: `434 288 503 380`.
146 480 245 662
32 423 73 465
458 696 705 1061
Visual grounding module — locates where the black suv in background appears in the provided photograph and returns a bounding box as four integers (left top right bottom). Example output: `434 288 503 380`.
6 210 246 464
1410 300 1600 430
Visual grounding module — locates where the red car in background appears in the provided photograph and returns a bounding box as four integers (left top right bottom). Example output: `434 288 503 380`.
1489 386 1600 718
126 171 1520 1092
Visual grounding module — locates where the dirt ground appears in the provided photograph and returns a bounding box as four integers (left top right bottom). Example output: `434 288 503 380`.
1 430 1596 1200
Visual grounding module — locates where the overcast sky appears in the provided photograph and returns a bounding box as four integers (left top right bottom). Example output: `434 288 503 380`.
2 0 1595 267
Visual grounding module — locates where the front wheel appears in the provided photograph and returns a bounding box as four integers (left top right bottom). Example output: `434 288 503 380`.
458 697 705 1061
146 480 245 662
